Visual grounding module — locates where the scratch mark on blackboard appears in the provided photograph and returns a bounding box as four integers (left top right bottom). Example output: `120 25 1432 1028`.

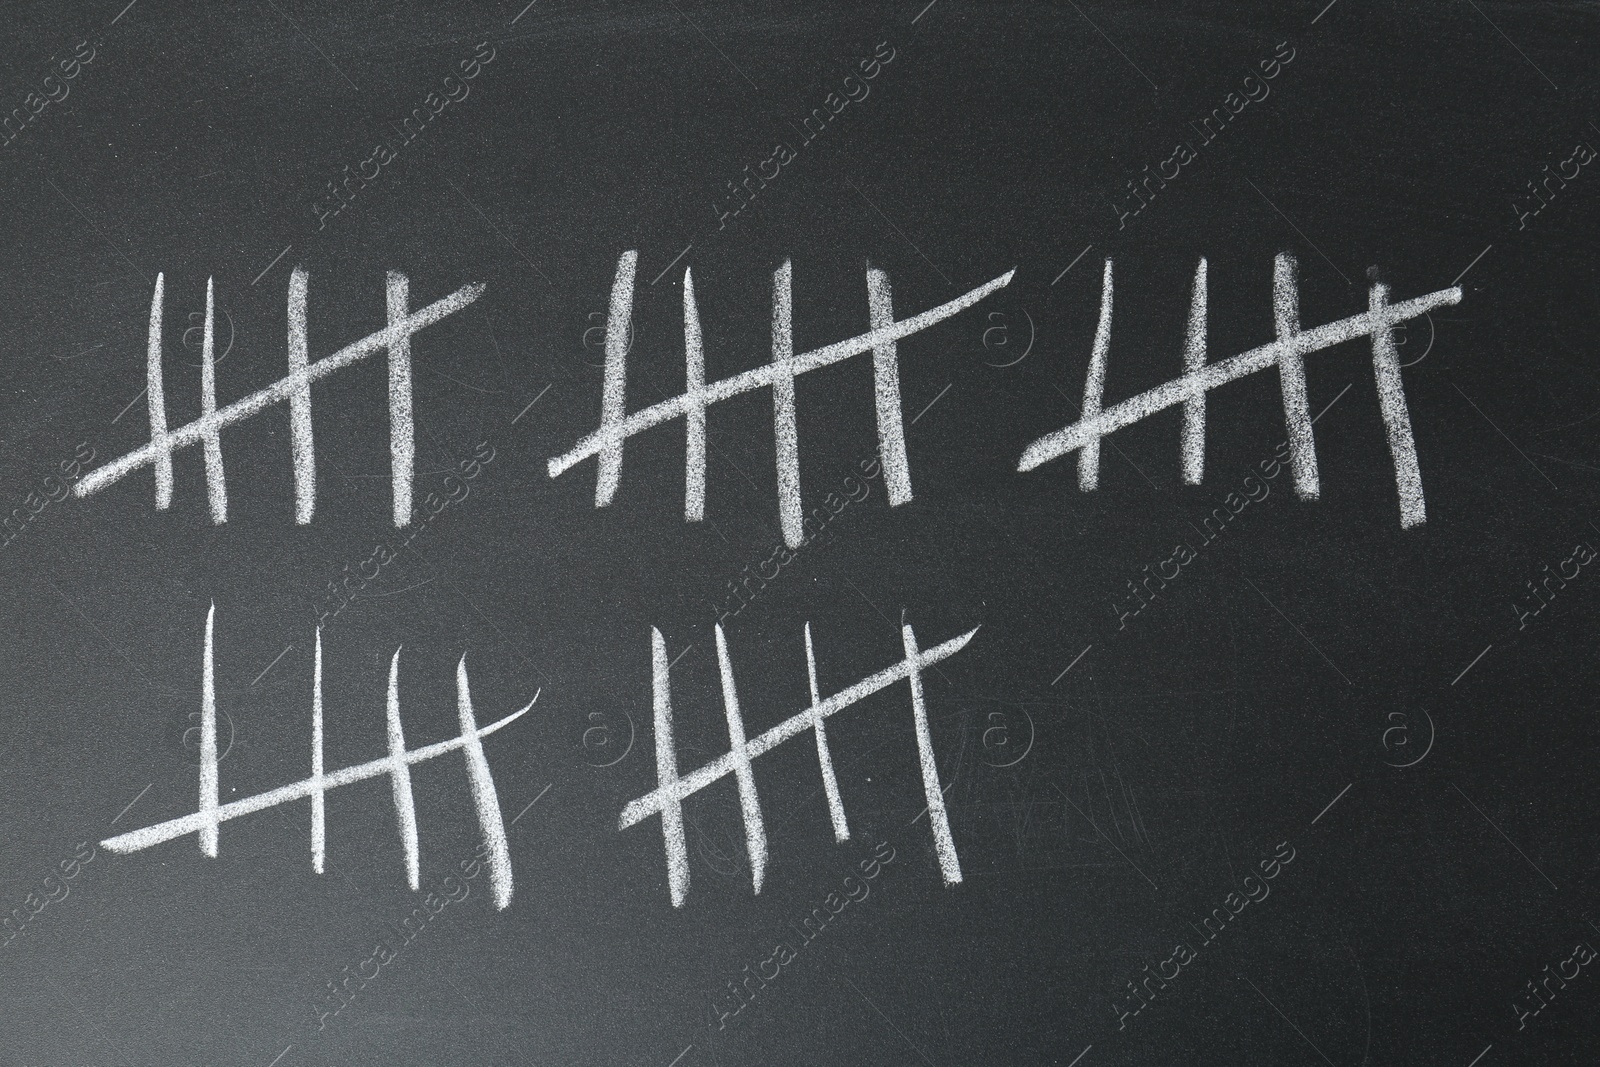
1451 783 1558 891
841 974 937 1067
909 382 952 426
110 782 153 825
1064 1 1158 94
1053 784 1158 890
1464 0 1559 91
112 389 148 424
1245 180 1349 286
263 0 360 92
251 244 293 286
1051 644 1092 685
264 1044 292 1067
511 782 552 825
848 180 951 286
1241 575 1352 685
908 783 953 825
1239 974 1337 1067
1310 782 1352 826
1053 243 1093 285
1451 642 1493 685
251 643 294 687
1452 243 1493 286
512 382 554 425
651 244 694 286
1452 384 1558 491
666 0 762 94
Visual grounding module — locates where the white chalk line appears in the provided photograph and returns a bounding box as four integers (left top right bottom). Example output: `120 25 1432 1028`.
1019 281 1461 471
101 696 533 854
548 267 1014 477
621 621 978 901
77 278 486 497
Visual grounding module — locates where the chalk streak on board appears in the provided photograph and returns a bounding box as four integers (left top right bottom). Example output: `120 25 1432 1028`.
102 611 533 907
77 272 486 525
1020 259 1460 528
622 619 977 903
551 254 1012 545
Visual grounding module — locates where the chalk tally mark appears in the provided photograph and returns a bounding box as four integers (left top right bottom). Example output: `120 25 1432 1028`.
102 606 534 909
620 616 976 906
549 253 1014 547
1019 254 1462 528
76 270 485 527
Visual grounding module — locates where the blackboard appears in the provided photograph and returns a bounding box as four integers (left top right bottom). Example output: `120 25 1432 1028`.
2 1 1598 1064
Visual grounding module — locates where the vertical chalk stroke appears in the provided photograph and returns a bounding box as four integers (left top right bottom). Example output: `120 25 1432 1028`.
287 267 316 525
902 621 961 885
1180 258 1208 485
146 273 173 509
651 627 690 907
596 250 639 506
387 272 415 527
386 649 421 891
199 277 228 523
1078 259 1114 491
619 616 977 904
771 259 804 548
715 625 768 894
805 622 850 843
103 609 535 900
457 657 516 909
1369 281 1426 527
1013 257 1463 527
868 267 914 507
683 267 707 522
1274 254 1319 499
548 262 1015 518
311 627 325 874
198 602 219 857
